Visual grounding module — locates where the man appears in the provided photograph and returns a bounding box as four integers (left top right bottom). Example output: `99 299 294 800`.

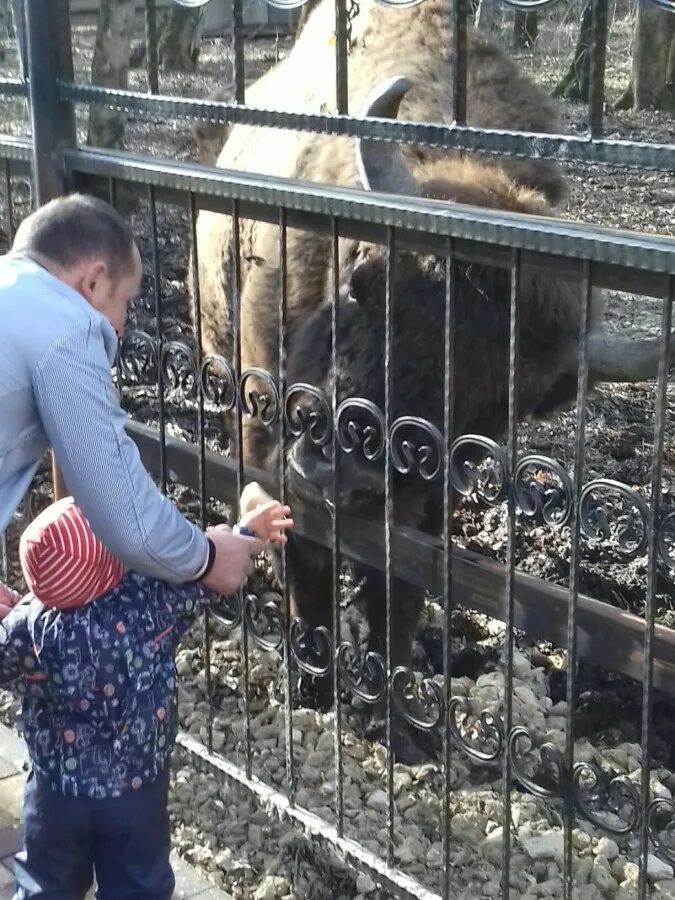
0 193 252 599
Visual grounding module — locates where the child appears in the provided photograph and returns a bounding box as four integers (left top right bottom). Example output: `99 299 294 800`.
0 486 292 900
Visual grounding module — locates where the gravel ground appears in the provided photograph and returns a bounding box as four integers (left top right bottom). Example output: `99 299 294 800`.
2 8 675 898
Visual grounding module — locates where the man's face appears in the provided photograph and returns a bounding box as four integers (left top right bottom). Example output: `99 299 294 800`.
76 244 143 336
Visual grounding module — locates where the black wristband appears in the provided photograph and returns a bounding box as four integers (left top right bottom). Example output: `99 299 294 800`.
200 538 217 580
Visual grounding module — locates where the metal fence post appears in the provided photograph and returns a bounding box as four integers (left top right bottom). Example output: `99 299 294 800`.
24 0 76 500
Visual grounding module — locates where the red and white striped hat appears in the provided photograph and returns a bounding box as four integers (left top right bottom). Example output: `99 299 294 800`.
19 497 124 610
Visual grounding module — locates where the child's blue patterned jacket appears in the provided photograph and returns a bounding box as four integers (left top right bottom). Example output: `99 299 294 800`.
0 572 210 799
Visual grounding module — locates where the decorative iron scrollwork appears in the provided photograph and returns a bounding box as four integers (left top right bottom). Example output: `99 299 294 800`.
210 593 242 630
336 642 386 705
449 434 509 506
161 340 198 399
573 763 641 836
336 398 386 462
284 384 332 447
200 355 237 410
289 619 333 676
117 329 158 385
239 368 281 427
513 455 574 528
245 593 283 652
579 479 649 559
389 417 444 482
391 667 443 730
657 509 675 572
508 727 565 799
647 798 675 865
13 484 52 525
448 696 503 763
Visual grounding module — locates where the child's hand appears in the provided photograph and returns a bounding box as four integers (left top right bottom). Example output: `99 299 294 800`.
239 501 294 545
0 582 20 620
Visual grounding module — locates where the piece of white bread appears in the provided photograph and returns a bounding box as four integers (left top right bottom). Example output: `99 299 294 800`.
239 481 274 517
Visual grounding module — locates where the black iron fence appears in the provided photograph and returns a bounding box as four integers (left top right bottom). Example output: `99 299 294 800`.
2 0 675 898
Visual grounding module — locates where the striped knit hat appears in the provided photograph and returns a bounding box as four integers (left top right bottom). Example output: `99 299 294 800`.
19 497 124 610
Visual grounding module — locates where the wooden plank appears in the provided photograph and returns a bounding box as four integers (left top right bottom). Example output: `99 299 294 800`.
127 419 675 695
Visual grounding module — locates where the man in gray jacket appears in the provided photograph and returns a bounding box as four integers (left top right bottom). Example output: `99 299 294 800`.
0 193 253 601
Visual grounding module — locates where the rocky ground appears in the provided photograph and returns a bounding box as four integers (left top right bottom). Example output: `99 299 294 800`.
2 7 675 899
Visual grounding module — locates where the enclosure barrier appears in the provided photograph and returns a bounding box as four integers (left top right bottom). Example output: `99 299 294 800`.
1 0 675 898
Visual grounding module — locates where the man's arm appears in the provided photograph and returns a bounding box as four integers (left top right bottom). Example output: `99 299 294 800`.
32 321 210 583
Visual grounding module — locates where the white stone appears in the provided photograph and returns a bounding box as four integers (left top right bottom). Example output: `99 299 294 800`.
648 854 674 881
521 831 564 863
366 789 388 812
356 873 376 894
594 837 620 861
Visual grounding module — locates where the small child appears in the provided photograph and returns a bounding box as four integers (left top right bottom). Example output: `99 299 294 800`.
0 487 292 900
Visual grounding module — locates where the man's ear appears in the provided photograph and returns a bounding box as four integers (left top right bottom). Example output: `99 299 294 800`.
77 260 108 304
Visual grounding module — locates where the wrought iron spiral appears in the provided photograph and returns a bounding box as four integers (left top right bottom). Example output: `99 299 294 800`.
117 329 158 385
508 727 565 799
200 355 237 410
284 383 333 447
448 696 503 763
336 642 387 705
449 434 509 506
657 509 675 572
336 398 386 462
573 763 641 836
647 798 675 865
210 593 243 630
513 455 574 528
161 340 198 399
12 485 53 525
239 368 281 427
391 667 444 730
389 417 444 482
578 479 649 559
289 618 333 676
245 593 283 652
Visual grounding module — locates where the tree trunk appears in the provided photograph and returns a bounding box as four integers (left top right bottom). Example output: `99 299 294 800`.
513 10 538 49
631 4 675 111
552 0 593 101
157 6 203 73
475 0 503 36
87 0 135 149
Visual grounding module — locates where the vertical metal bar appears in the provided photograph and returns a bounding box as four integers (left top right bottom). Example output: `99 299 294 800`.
1 533 7 586
453 0 468 126
384 227 395 867
4 161 15 244
563 262 592 900
145 0 160 95
442 240 456 900
232 0 245 105
638 276 673 899
331 218 344 837
501 249 520 900
335 0 349 115
190 192 213 754
107 176 117 209
231 198 252 777
148 185 167 495
24 0 75 204
24 0 76 507
278 207 295 805
589 0 609 137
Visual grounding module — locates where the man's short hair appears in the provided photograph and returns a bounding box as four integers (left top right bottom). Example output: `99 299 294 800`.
12 193 137 278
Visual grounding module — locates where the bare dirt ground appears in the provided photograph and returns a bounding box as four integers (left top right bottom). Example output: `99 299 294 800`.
1 7 675 899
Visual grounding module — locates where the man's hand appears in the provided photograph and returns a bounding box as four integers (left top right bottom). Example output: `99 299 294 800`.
200 524 262 595
0 582 20 620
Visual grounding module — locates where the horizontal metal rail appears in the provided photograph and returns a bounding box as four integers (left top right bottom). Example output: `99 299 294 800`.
64 146 675 297
176 731 442 900
0 136 32 163
59 81 675 174
128 420 675 696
